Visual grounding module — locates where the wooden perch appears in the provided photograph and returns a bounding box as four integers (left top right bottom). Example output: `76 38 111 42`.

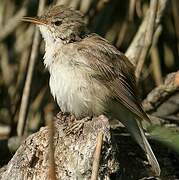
138 71 179 127
2 111 179 179
1 114 119 180
143 71 179 116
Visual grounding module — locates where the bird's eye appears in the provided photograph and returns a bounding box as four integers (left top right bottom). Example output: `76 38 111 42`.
53 20 62 26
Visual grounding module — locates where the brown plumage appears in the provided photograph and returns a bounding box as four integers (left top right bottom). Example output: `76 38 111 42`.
22 5 161 176
77 34 149 121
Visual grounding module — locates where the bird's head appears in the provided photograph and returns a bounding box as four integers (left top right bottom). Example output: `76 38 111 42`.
22 5 87 44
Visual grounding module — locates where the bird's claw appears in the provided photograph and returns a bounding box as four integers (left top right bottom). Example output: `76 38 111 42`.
65 116 91 135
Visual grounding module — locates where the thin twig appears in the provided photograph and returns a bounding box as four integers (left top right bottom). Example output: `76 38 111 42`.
128 0 136 21
151 26 163 86
171 0 179 55
17 0 45 137
116 0 135 48
116 21 128 48
91 131 104 180
48 117 57 180
0 6 27 41
0 44 12 86
80 0 92 13
125 0 169 65
135 0 158 82
135 0 142 18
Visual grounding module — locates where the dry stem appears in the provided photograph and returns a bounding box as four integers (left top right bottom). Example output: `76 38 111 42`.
17 0 45 136
91 131 104 180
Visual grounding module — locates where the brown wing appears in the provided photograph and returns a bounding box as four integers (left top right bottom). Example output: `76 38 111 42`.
77 34 149 121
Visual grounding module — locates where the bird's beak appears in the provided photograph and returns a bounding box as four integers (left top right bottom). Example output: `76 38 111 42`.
22 16 47 25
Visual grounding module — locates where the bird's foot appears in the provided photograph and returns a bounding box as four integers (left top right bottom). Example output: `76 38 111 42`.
65 116 91 135
54 111 71 125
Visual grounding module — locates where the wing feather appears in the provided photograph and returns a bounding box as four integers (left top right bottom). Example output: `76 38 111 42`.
77 34 149 121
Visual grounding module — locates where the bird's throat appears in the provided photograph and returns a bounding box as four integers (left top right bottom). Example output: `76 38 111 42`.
39 25 64 68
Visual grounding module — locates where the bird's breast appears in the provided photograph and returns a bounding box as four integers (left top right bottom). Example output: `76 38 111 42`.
48 61 109 118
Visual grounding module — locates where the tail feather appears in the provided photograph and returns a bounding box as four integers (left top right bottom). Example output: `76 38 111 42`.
122 117 160 175
112 105 161 176
111 102 161 176
138 121 161 176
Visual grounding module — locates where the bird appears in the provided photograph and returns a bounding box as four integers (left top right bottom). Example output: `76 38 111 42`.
22 5 160 176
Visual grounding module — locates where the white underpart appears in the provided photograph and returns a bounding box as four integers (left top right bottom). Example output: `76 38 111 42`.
39 25 108 117
39 25 62 67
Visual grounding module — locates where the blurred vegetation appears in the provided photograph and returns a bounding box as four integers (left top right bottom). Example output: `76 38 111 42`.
0 0 179 161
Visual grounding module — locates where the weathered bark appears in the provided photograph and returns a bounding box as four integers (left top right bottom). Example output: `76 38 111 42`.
2 114 179 180
143 71 179 121
1 115 119 180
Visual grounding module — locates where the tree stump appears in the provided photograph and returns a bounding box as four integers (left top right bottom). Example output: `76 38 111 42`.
1 114 119 180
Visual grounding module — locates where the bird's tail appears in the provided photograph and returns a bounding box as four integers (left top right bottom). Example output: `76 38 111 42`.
117 113 161 176
137 121 161 176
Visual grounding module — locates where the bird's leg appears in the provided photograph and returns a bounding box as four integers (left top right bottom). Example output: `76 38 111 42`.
65 116 92 135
